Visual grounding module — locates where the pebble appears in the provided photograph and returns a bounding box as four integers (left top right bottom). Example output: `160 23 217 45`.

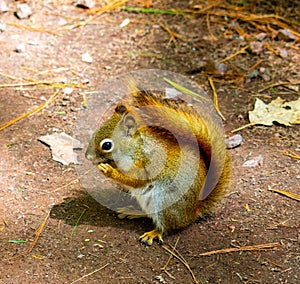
225 134 243 149
120 18 130 28
15 43 25 53
63 87 74 95
278 48 288 58
75 0 95 9
277 29 297 41
255 32 267 41
0 0 9 13
0 19 6 33
215 62 227 75
249 41 263 55
81 52 93 63
243 155 263 168
16 3 32 19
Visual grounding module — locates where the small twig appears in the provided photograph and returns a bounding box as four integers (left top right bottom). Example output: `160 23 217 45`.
163 77 209 101
0 90 60 131
282 150 300 160
27 212 50 253
161 237 180 271
53 178 79 192
7 22 57 34
257 81 300 93
120 6 186 15
219 45 249 63
268 186 300 202
159 23 185 45
162 244 199 284
248 59 264 71
70 263 110 284
206 12 217 41
264 43 280 56
59 0 127 31
199 242 281 256
2 216 8 227
0 72 27 82
208 77 226 121
231 122 256 133
53 168 93 193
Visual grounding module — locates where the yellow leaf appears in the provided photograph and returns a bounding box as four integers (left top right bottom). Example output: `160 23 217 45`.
249 97 300 126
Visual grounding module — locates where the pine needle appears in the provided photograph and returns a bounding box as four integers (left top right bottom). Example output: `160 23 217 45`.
120 6 185 15
219 45 249 63
70 263 110 284
208 76 226 120
199 242 281 256
27 212 50 253
268 186 300 202
282 150 300 160
231 122 256 133
163 77 209 101
0 90 60 131
162 243 198 284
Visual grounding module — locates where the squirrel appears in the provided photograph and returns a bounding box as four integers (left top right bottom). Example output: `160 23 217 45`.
85 81 231 246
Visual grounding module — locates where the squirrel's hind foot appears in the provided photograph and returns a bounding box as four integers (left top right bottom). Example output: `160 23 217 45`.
117 206 146 219
139 229 163 246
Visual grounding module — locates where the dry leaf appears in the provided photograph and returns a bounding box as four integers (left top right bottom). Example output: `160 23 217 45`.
249 97 300 126
39 132 83 165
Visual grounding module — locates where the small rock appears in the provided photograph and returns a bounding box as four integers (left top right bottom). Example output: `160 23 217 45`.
225 134 243 149
120 18 130 28
154 275 166 283
215 62 227 75
277 29 297 41
15 43 25 53
0 0 9 13
63 87 74 95
165 87 182 99
16 3 33 19
243 155 263 168
28 39 39 46
259 67 271 82
0 19 6 33
261 73 271 82
58 18 67 26
255 32 267 41
81 78 90 84
278 48 288 58
81 52 93 63
75 0 95 9
247 69 259 79
249 41 263 55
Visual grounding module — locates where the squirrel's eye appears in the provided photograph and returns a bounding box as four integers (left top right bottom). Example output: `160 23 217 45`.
100 138 114 153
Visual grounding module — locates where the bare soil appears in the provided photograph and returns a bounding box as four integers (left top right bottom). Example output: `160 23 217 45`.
0 1 299 283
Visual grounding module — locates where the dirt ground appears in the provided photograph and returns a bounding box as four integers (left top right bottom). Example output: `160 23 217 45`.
0 1 299 283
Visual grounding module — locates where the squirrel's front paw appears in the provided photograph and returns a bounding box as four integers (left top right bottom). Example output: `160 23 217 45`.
97 163 113 176
139 229 163 246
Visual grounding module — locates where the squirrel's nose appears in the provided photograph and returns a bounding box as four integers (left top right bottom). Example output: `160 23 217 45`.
85 150 96 161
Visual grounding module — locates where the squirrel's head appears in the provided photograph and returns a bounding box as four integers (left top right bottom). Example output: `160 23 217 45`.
85 103 141 168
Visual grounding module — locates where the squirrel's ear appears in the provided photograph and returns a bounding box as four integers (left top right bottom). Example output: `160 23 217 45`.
115 104 127 114
122 113 138 137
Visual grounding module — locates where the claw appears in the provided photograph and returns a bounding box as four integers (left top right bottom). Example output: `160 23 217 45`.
139 229 163 246
97 163 112 175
